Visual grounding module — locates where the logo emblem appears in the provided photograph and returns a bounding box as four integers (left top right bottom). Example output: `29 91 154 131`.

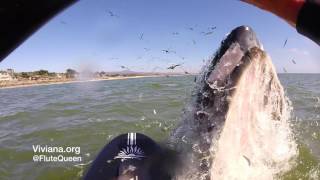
114 133 145 161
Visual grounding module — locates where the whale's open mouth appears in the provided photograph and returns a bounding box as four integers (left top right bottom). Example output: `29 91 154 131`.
169 26 297 180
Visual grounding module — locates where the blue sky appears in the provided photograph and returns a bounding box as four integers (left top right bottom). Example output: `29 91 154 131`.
0 0 319 73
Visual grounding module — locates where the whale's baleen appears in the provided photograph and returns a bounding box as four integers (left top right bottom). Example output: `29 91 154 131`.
169 26 292 179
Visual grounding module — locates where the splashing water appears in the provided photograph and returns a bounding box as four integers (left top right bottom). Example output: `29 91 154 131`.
171 48 298 180
210 48 297 180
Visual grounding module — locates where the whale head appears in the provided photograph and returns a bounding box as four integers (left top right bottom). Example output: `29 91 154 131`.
170 26 296 180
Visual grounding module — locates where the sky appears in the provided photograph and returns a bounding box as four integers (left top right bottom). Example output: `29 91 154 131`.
0 0 319 73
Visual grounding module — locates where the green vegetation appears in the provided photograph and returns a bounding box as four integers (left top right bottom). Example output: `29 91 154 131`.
12 69 70 80
66 69 77 78
33 70 49 76
20 72 30 78
48 72 56 77
1 68 164 83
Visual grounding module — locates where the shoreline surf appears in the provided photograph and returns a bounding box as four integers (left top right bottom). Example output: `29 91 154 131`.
0 75 172 90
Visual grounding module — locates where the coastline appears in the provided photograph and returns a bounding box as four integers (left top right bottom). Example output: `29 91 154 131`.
0 75 162 90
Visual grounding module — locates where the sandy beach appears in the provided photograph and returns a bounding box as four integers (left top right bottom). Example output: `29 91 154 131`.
0 75 161 89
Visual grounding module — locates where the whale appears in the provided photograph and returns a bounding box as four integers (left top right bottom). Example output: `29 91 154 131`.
169 26 296 180
84 26 296 180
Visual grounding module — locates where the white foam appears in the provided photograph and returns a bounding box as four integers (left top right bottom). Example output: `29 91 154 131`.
210 50 297 180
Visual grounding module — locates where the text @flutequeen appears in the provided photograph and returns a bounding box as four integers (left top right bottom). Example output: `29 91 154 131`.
32 145 82 162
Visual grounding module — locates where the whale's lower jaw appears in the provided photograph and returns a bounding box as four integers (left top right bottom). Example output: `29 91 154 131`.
169 26 293 179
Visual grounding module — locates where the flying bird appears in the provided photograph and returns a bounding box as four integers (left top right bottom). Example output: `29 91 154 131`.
179 56 185 60
162 49 176 54
167 63 183 70
107 10 119 17
180 66 189 74
120 65 130 70
283 38 288 48
192 40 196 45
172 32 179 35
187 27 194 31
144 48 150 51
283 67 288 73
201 31 214 36
139 33 144 40
208 26 217 30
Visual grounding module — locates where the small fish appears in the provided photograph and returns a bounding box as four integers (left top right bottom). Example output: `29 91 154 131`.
242 155 251 166
181 135 188 143
153 109 157 115
283 38 288 48
283 67 288 73
292 59 296 64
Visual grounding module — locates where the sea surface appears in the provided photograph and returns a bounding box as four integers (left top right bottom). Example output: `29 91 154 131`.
0 74 319 180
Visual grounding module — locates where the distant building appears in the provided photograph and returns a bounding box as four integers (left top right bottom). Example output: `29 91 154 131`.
0 70 14 81
6 69 14 76
29 76 40 80
56 73 65 79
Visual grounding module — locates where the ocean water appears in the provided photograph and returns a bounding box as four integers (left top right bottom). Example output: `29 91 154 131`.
0 75 319 180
